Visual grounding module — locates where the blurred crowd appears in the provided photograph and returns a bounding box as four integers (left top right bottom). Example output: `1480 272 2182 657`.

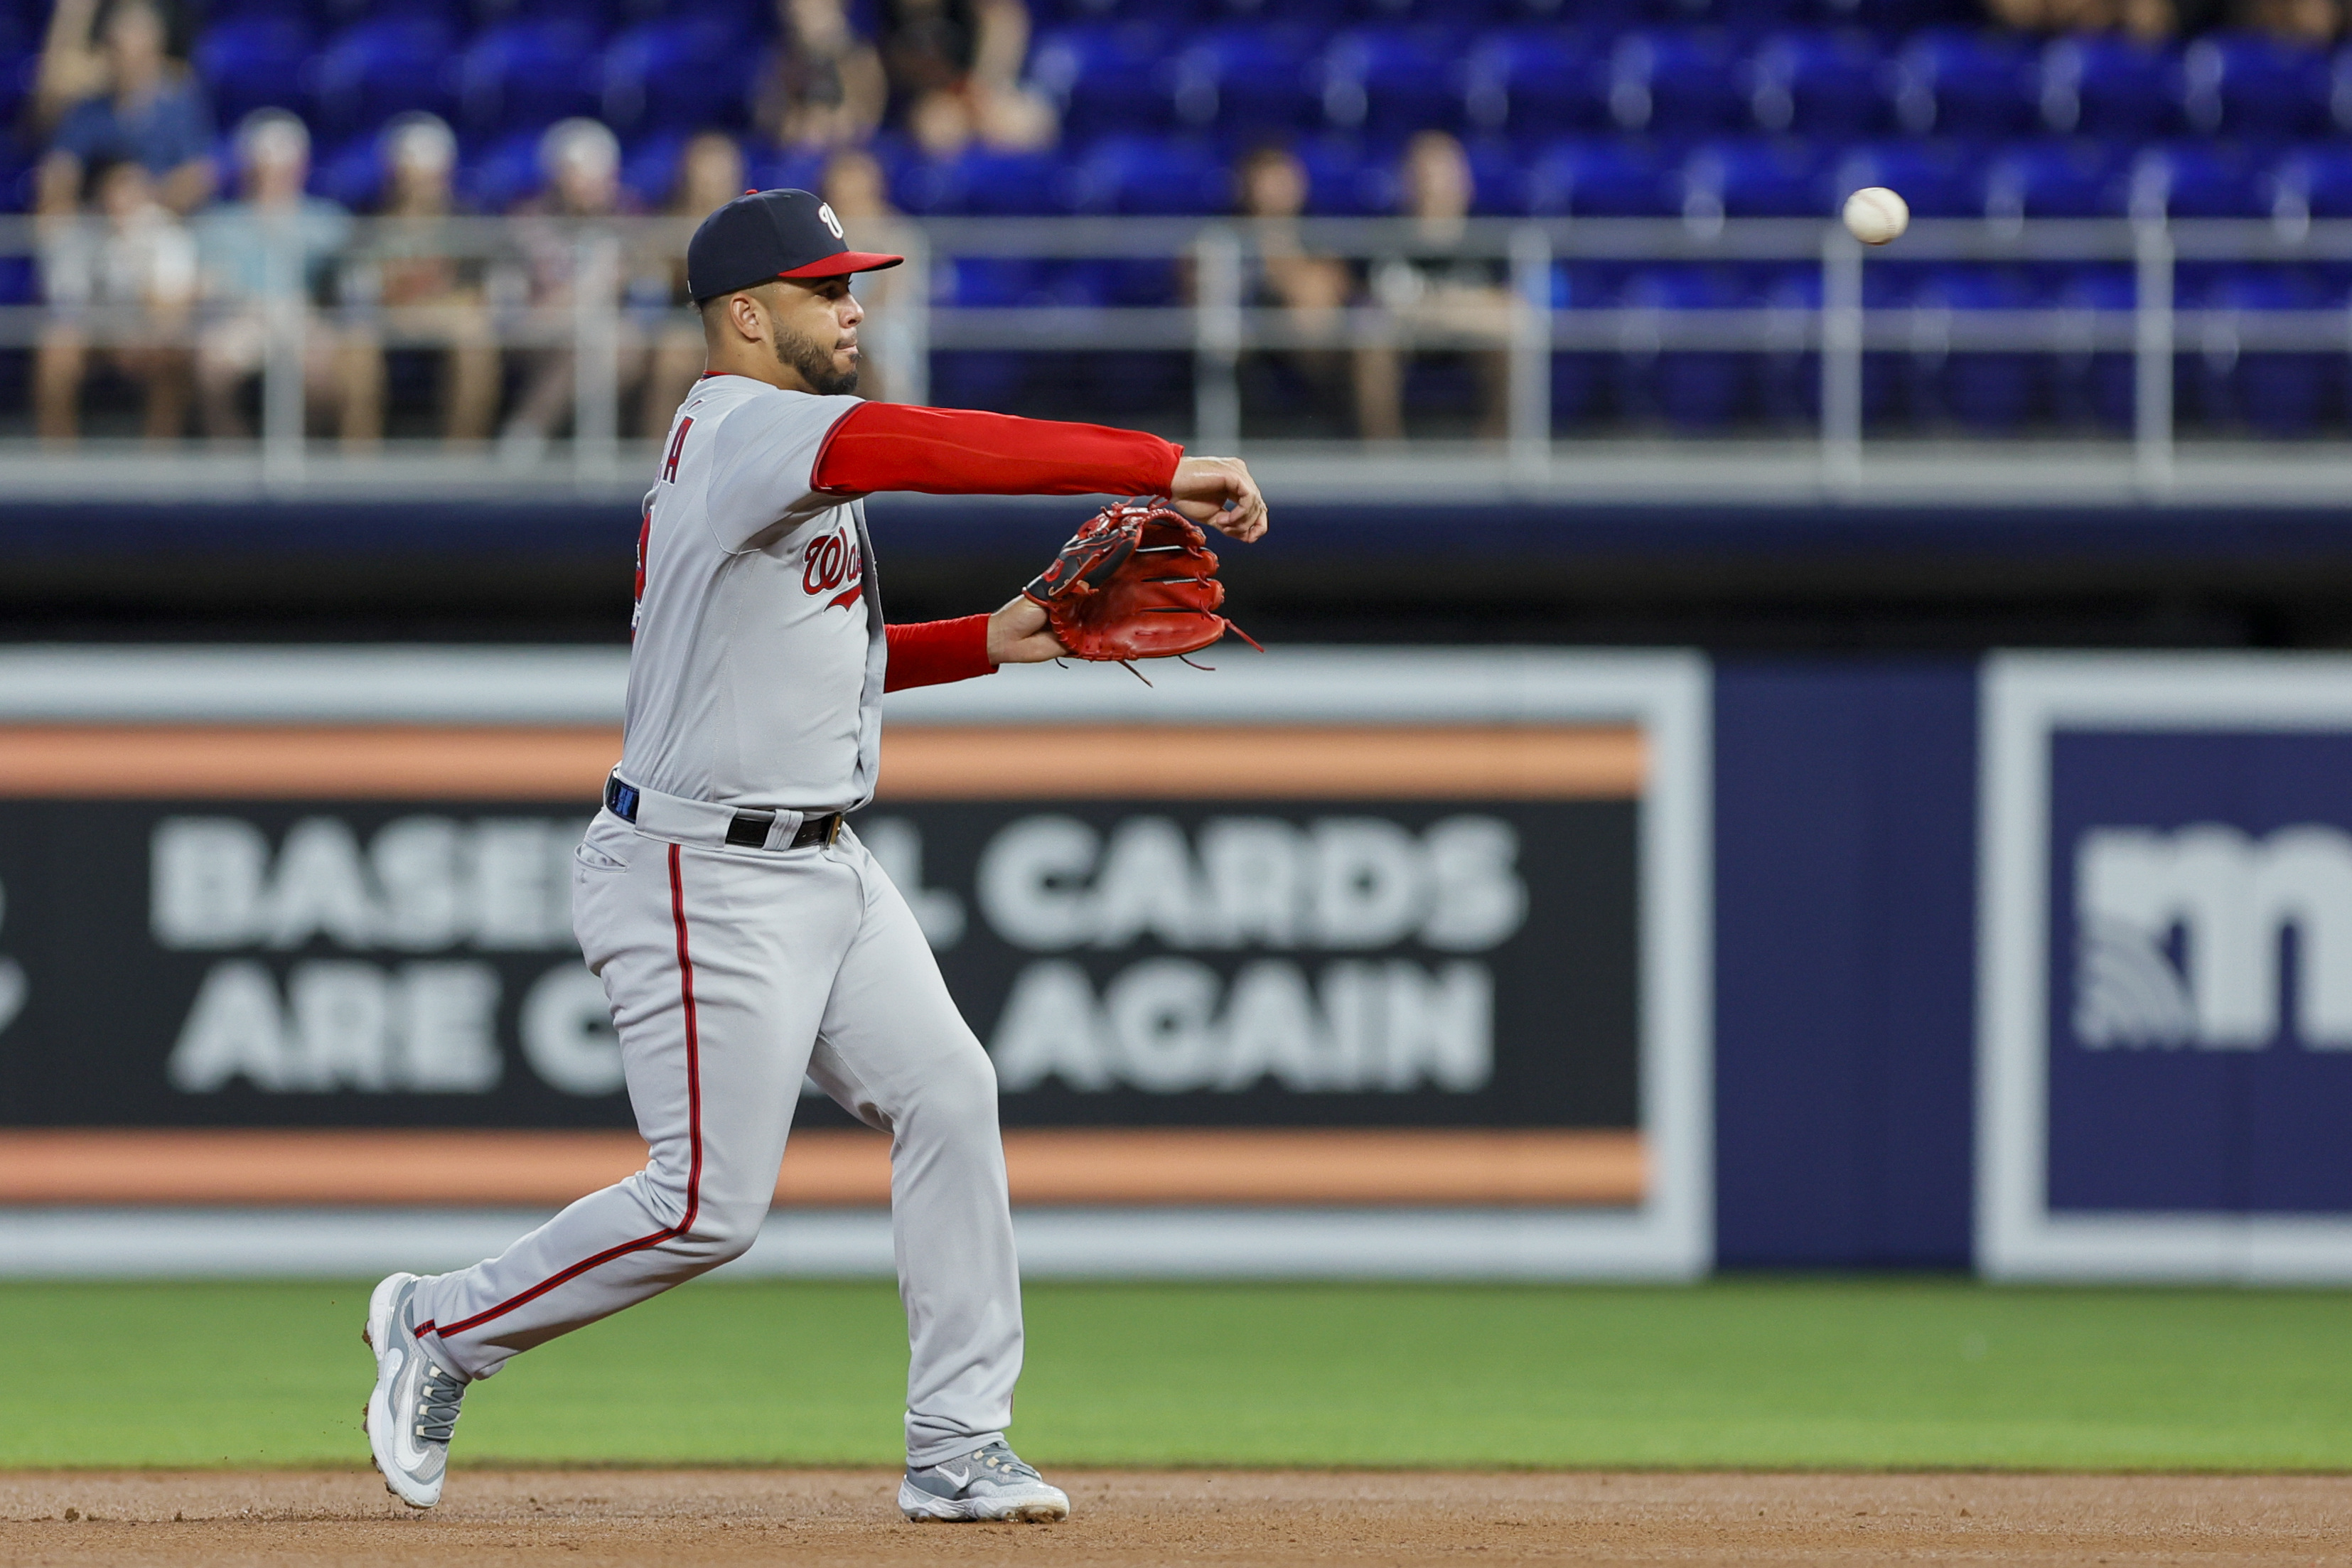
22 0 2352 447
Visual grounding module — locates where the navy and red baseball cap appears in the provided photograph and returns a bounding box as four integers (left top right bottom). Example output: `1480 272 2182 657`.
686 188 903 303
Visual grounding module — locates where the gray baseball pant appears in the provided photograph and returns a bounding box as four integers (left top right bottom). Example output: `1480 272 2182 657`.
407 810 1024 1468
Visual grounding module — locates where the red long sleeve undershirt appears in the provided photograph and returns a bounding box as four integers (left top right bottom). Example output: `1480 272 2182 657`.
812 402 1182 497
884 613 995 693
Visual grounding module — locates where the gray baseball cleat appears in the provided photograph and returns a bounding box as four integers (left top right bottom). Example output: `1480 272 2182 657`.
362 1272 470 1508
898 1441 1070 1523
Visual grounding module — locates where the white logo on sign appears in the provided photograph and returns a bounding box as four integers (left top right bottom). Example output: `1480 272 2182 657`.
2074 824 2352 1050
817 201 844 240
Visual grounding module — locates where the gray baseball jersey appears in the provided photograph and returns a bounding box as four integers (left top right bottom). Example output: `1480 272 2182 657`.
404 373 1028 1476
620 375 886 810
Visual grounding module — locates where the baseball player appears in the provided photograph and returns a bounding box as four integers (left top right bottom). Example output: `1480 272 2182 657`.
362 188 1267 1523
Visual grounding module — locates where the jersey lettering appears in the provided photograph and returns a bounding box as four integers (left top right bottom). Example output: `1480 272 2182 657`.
661 417 694 483
801 524 865 612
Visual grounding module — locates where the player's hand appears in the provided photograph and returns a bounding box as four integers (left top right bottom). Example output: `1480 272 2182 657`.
987 595 1070 665
1169 455 1268 542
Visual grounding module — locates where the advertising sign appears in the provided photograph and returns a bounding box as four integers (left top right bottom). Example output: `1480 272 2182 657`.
1980 653 2352 1279
0 646 1711 1277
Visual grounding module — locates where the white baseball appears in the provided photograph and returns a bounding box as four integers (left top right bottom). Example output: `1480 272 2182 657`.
1842 186 1908 246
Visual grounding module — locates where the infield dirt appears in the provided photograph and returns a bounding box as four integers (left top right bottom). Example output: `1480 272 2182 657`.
1 1468 2347 1566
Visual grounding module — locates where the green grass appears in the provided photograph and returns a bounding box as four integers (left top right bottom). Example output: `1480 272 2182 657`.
7 1277 2352 1471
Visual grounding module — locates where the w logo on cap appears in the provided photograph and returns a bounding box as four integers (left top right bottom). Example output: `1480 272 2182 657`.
817 202 844 240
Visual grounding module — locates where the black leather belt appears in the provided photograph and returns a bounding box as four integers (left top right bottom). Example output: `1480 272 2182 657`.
604 775 843 850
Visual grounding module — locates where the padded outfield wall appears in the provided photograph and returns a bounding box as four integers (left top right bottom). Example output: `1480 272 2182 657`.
4 641 2350 1279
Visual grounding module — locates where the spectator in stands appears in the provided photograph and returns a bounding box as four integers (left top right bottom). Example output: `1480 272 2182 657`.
821 146 915 402
2245 0 2341 40
881 0 1056 155
35 156 197 442
1233 143 1360 437
500 118 650 460
36 0 214 218
1983 0 2225 36
190 110 360 443
340 114 501 446
638 132 748 434
1355 131 1514 445
756 0 886 150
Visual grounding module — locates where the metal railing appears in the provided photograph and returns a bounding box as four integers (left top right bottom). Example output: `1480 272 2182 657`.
11 212 2352 493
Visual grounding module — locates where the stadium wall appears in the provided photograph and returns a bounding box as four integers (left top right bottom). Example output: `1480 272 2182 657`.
8 643 2352 1279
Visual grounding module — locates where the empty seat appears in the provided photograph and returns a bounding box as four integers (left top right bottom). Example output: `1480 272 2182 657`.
1610 30 1744 136
1894 27 2038 139
600 18 756 134
1907 266 2038 431
1613 265 1754 431
1982 138 2122 220
2038 33 2179 140
313 130 392 210
1292 134 1401 214
2048 264 2135 431
2182 32 2330 140
1757 262 1908 429
308 15 459 139
457 19 601 138
2127 141 2265 220
1067 134 1233 215
1747 29 1891 140
2191 267 2331 436
458 127 545 212
1028 21 1176 141
1319 24 1471 138
1525 136 1674 216
2270 144 2352 222
1680 137 1830 222
1461 27 1605 139
1832 139 1980 217
1169 24 1321 136
193 14 312 127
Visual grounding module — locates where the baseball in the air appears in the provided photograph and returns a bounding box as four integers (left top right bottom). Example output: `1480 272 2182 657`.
1842 186 1909 245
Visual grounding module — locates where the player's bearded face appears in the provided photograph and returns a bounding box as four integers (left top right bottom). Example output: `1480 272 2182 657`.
772 299 859 397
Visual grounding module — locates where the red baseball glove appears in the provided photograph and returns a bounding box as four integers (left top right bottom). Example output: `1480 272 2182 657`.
1022 498 1260 672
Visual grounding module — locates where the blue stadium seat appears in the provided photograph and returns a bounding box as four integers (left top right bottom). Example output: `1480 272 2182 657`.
1832 139 1980 217
1318 24 1471 138
2126 141 2266 220
600 18 756 134
2270 144 2352 222
2048 264 2134 431
1525 136 1674 215
1982 138 2122 220
1818 0 1980 33
2036 34 2179 140
1065 134 1233 214
958 147 1069 216
742 143 829 196
193 15 312 127
1460 27 1606 139
458 127 545 212
312 131 392 210
1292 134 1401 214
1609 30 1744 137
1169 24 1322 137
619 129 687 208
1028 22 1177 142
2181 32 2331 140
1747 29 1891 140
1893 27 2039 139
1758 262 1908 429
2192 267 2331 436
1680 137 1830 221
308 15 459 139
456 19 602 138
1547 260 1604 429
1458 134 1527 215
1033 0 1202 19
1907 266 2037 431
1613 264 1753 431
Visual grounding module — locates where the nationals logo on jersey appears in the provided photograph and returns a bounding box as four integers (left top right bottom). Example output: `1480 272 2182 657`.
803 523 864 612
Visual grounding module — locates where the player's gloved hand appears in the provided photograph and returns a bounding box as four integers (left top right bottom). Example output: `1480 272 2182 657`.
1169 455 1268 542
986 596 1069 665
1022 498 1260 671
